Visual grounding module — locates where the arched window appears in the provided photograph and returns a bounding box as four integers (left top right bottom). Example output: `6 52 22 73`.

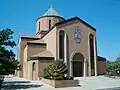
89 34 95 69
59 30 65 60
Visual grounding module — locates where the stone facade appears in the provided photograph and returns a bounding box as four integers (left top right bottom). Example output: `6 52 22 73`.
17 7 107 80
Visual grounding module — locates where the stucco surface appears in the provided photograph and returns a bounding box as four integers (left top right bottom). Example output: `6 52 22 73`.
97 61 107 75
57 20 97 76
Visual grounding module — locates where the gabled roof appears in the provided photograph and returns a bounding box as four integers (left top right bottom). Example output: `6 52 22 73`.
55 17 96 31
41 17 96 39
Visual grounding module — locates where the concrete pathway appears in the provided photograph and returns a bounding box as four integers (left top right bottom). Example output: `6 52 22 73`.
75 76 120 90
1 75 120 90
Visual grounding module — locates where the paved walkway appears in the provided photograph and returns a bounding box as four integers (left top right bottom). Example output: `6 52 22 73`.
75 76 120 90
1 75 120 90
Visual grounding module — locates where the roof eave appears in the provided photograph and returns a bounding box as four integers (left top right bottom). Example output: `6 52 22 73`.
36 15 65 22
28 56 54 61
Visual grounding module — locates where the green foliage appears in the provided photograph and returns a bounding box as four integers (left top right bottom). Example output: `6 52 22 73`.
44 60 69 80
107 57 120 76
0 28 20 75
116 57 120 62
0 28 16 47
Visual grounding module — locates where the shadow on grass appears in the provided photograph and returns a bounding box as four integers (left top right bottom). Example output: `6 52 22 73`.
2 81 43 89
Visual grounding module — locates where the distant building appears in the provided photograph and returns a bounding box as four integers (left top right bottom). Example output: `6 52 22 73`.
17 7 106 80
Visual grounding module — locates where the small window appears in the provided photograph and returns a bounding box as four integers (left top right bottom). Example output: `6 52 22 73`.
39 22 40 31
32 62 35 71
49 20 51 29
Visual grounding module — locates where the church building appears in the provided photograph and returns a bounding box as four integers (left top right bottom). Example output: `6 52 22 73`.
17 7 107 80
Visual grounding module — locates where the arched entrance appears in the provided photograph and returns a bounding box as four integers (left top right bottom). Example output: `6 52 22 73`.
72 53 84 77
32 62 36 80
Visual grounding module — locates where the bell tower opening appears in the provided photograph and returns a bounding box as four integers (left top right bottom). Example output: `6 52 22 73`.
49 20 51 29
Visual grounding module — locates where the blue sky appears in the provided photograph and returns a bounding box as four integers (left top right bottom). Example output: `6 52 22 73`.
0 0 120 60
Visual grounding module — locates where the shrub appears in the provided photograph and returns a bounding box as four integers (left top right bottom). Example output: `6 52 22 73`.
43 60 73 80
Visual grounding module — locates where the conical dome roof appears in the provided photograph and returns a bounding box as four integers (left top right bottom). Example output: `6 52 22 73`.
42 7 62 17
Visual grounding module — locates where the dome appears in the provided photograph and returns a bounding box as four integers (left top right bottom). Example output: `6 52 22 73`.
36 6 65 36
41 7 63 18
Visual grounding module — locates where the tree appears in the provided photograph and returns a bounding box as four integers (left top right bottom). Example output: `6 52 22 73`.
107 57 120 76
107 60 114 73
116 57 120 62
0 28 19 75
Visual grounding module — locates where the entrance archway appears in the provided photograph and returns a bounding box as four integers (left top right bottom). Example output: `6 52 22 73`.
72 53 84 77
